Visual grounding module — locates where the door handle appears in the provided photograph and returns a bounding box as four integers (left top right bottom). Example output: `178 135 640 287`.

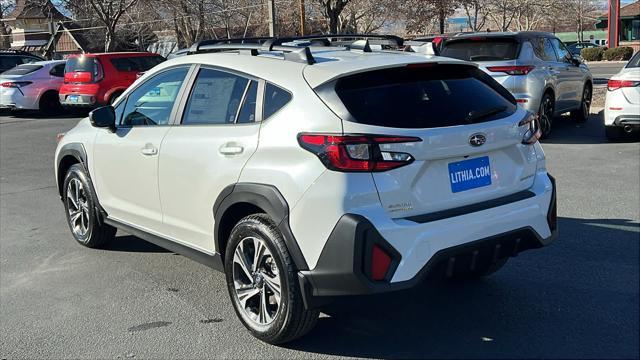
140 143 158 156
219 143 244 155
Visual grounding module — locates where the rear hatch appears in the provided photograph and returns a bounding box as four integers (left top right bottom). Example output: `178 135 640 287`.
64 56 102 84
315 63 538 218
440 37 522 92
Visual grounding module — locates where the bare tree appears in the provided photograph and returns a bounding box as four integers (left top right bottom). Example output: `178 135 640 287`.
485 0 516 31
0 1 12 49
61 0 140 51
567 0 599 42
314 0 351 34
462 0 488 31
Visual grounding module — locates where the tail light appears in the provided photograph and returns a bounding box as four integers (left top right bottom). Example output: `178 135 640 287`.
487 65 535 75
0 81 32 88
519 113 541 144
298 134 421 172
370 244 392 281
64 71 93 83
607 79 640 91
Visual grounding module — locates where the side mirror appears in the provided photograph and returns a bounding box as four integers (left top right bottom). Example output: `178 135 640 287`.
567 53 581 66
89 106 116 132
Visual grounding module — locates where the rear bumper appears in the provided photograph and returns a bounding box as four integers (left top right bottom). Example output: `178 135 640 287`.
59 93 97 107
0 88 39 110
299 173 557 308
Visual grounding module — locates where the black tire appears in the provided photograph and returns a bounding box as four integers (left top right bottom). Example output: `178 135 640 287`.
449 257 509 281
39 91 62 115
570 84 592 123
62 164 116 248
538 92 555 139
109 91 123 105
224 214 319 344
605 126 623 141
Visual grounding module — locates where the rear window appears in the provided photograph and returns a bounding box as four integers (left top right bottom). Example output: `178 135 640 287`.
440 38 520 61
626 52 640 68
65 56 99 72
1 64 43 75
110 56 165 72
334 64 516 129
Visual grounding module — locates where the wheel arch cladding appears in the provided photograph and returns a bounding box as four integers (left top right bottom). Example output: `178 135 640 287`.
56 143 87 197
213 183 309 271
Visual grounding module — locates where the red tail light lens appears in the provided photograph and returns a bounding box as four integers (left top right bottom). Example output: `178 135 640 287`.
487 65 535 75
64 71 93 83
371 244 392 281
0 81 32 88
607 79 640 91
298 134 421 172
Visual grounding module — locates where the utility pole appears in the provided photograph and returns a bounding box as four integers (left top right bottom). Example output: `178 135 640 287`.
299 0 306 36
267 0 277 37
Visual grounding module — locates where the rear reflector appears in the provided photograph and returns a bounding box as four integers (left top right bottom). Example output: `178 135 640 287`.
486 65 535 75
371 244 392 281
516 99 528 103
607 79 640 91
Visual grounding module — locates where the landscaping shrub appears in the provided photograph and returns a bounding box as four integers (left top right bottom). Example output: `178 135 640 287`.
603 47 634 61
581 47 605 61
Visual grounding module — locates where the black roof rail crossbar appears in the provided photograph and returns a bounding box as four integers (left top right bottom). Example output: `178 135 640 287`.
270 34 404 47
188 43 316 65
188 37 274 54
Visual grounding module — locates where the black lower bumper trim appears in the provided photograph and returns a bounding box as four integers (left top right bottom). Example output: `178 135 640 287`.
301 219 556 309
405 190 536 223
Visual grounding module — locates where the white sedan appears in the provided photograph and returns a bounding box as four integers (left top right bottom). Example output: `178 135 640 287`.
0 60 66 114
604 52 640 140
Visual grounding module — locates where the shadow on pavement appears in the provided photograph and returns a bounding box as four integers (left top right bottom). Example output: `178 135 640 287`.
543 110 639 145
284 217 639 358
103 234 170 253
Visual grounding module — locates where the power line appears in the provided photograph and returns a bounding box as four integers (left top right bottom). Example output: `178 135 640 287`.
1 2 285 37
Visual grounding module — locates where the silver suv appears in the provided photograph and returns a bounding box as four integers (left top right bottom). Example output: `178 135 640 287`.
440 32 593 137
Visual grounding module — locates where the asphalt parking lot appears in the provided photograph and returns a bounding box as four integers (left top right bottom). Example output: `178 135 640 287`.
1 107 638 358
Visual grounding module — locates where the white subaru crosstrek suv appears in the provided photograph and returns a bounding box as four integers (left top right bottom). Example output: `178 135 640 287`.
54 36 557 344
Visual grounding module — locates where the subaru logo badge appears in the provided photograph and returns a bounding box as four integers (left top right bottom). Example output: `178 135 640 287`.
469 133 486 147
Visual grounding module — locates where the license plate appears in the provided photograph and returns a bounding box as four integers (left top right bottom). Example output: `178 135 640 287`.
68 95 79 103
448 156 492 193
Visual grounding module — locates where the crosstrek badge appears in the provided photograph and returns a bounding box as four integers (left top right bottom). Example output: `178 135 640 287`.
448 156 492 193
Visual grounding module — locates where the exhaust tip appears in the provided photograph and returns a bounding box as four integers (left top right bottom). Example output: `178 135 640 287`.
623 125 633 133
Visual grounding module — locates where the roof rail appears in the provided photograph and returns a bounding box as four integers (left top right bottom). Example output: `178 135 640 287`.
188 41 316 65
182 34 407 64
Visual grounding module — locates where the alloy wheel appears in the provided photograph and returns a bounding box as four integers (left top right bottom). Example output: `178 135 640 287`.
66 178 90 236
232 236 282 325
582 86 592 119
539 96 553 137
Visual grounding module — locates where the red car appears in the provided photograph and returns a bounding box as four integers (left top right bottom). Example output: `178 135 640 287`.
59 52 164 107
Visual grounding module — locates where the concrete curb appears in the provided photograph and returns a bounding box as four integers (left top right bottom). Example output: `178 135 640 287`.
585 60 628 64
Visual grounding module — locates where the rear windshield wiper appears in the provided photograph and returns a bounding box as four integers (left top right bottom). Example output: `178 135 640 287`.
466 106 507 123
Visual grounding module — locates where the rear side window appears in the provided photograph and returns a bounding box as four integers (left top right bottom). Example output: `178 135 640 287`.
182 68 251 125
110 56 165 72
440 38 519 61
50 64 65 77
263 83 292 119
334 64 516 129
1 64 42 75
626 52 640 68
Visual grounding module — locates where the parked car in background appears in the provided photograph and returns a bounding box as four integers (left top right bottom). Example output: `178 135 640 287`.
0 50 44 74
0 60 66 114
59 52 165 108
604 51 640 140
439 32 593 137
567 42 601 56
